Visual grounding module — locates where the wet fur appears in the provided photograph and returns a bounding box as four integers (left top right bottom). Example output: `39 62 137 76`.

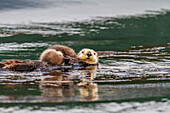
0 46 99 71
0 59 44 71
47 45 77 58
40 49 64 65
77 48 99 64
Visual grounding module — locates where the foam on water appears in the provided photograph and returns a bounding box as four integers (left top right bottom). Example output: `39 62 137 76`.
0 100 170 113
0 0 170 24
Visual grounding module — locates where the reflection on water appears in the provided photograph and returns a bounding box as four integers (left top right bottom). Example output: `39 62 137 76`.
40 66 99 102
0 65 99 103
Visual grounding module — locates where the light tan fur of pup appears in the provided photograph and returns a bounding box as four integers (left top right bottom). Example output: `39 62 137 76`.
47 45 77 58
40 49 64 65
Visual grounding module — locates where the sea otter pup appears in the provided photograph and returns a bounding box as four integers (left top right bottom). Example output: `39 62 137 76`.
40 49 64 65
40 45 77 65
0 45 99 71
46 45 77 58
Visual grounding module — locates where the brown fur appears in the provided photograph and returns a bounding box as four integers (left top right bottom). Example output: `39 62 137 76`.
0 59 44 71
40 45 77 65
40 49 64 65
47 45 77 58
0 46 99 71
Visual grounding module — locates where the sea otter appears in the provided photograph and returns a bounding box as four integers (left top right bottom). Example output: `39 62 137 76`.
40 45 99 65
0 45 99 71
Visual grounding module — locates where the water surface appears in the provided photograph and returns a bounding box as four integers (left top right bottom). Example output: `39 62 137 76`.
0 0 170 113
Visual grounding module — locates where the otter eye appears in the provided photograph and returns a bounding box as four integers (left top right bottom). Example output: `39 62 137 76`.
94 53 96 55
82 51 84 53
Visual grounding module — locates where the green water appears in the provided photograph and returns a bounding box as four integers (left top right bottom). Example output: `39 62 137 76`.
0 5 170 113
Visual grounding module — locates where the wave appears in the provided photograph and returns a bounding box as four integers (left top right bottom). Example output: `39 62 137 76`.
0 0 170 24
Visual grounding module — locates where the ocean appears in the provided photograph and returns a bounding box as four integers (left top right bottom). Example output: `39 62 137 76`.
0 0 170 113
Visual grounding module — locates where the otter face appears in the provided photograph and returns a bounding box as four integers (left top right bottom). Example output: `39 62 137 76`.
77 49 99 64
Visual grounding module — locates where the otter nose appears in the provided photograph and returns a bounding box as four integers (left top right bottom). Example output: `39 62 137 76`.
87 52 92 57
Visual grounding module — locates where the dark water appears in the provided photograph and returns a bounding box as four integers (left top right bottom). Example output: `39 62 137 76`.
0 0 170 113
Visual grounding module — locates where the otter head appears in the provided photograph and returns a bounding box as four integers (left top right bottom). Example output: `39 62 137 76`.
77 48 99 65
